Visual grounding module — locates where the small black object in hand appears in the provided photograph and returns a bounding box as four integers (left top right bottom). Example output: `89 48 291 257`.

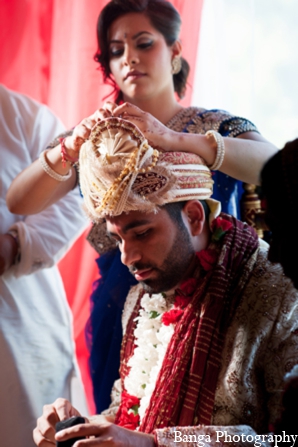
56 416 85 447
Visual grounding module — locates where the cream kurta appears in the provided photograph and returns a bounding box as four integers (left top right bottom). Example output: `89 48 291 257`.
0 85 88 447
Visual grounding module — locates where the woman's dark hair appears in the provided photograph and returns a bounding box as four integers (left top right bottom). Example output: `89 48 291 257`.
94 0 190 103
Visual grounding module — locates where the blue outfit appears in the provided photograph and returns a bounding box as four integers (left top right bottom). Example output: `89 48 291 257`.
86 107 259 412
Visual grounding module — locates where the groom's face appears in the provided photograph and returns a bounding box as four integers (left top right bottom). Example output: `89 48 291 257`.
106 207 195 293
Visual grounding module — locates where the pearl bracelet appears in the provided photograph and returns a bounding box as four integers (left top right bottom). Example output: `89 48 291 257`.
39 150 72 182
205 130 225 171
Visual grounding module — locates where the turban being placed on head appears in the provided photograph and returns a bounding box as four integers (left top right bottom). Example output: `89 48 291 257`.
79 117 220 222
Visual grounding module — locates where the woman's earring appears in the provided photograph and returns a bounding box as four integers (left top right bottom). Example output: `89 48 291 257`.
171 56 182 75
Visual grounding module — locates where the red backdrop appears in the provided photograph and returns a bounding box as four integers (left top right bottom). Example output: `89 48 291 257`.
0 0 203 413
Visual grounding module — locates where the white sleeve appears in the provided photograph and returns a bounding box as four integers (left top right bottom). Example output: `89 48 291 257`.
16 90 66 159
2 87 89 276
9 189 88 277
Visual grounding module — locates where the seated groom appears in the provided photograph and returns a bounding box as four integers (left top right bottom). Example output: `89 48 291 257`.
34 118 298 447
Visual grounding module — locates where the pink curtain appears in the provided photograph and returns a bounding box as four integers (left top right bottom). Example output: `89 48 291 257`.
0 0 203 412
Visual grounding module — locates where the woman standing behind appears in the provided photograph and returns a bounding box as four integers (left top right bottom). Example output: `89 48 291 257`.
7 0 277 413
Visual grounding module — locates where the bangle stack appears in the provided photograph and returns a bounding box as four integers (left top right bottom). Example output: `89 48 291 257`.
39 150 72 182
59 137 79 168
205 130 225 171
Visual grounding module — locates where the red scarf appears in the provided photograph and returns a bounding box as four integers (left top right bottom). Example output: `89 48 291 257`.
116 214 259 432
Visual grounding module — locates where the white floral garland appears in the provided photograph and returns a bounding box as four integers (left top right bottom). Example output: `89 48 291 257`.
124 292 175 421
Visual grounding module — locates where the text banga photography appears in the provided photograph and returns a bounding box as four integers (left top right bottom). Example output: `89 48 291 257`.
173 430 298 446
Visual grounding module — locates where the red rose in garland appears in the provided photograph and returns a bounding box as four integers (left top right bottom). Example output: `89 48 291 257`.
117 409 140 430
211 216 233 242
162 308 184 326
117 391 140 430
196 248 218 271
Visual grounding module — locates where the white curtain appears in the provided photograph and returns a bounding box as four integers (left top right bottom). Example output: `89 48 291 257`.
192 0 298 148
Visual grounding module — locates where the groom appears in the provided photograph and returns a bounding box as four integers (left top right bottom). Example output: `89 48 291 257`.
34 118 298 447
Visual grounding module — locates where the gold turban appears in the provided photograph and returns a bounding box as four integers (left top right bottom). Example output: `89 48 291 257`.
79 117 219 222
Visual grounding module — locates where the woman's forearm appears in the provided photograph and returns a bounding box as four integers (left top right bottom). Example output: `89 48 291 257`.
6 144 76 215
7 110 105 215
111 102 278 186
7 123 278 217
165 130 278 186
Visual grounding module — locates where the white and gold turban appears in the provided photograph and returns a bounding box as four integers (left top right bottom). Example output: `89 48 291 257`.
79 117 220 222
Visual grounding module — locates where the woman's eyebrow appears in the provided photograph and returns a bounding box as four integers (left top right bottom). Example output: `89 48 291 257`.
132 31 153 40
109 31 153 44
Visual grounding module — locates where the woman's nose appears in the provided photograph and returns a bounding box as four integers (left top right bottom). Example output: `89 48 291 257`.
123 45 139 66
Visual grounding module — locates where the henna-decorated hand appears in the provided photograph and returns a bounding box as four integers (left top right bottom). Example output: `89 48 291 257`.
63 101 119 157
113 102 178 152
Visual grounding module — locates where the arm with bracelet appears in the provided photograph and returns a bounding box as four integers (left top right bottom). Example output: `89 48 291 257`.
7 109 104 215
7 101 277 217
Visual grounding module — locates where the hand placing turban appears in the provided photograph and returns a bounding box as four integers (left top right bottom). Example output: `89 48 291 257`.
79 117 216 222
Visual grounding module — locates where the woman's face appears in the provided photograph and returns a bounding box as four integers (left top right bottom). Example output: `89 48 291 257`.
108 13 176 103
